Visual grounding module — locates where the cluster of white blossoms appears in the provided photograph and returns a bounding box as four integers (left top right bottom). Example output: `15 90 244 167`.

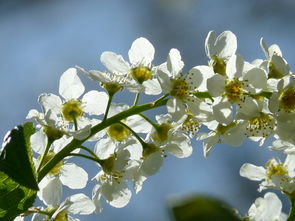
16 30 295 220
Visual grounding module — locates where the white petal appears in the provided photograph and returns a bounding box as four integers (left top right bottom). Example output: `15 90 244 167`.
92 184 103 214
226 54 244 80
207 74 226 97
205 31 217 59
59 68 85 100
243 68 267 90
72 124 92 140
31 213 46 221
94 138 116 160
39 176 62 206
82 90 108 115
166 135 192 158
38 93 62 114
188 66 215 91
101 181 132 208
143 79 162 95
100 51 130 74
128 37 155 66
248 192 282 221
60 163 88 189
240 163 266 181
157 67 173 93
213 100 233 125
30 130 48 155
141 151 163 176
167 98 186 122
67 193 96 215
203 133 219 157
260 37 270 58
126 115 152 133
167 48 184 76
214 31 237 59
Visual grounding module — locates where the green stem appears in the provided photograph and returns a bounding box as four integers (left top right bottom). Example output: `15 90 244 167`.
79 145 100 160
72 115 78 131
68 153 103 165
287 197 295 221
139 113 158 128
37 139 53 172
103 94 113 121
119 121 146 147
133 93 140 106
38 97 168 182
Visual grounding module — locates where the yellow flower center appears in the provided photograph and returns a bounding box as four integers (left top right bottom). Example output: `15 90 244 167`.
107 123 131 141
246 113 274 138
224 80 243 103
61 99 83 122
181 114 200 136
209 56 226 76
170 78 189 100
151 123 172 144
279 88 295 112
103 82 122 95
130 65 153 84
265 160 288 181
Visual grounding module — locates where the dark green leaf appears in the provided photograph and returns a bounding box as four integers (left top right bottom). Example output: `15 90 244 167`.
0 171 37 221
0 122 38 190
169 195 241 221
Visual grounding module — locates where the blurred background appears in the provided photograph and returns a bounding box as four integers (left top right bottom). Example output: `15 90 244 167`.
1 0 294 220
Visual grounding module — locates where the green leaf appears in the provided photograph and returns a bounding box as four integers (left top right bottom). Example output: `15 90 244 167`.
193 92 214 102
0 171 37 221
169 195 241 221
0 122 38 190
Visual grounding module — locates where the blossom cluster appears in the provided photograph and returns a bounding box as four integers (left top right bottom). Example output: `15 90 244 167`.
15 30 295 220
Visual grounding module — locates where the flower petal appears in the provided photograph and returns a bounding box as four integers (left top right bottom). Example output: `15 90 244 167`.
167 48 184 76
82 90 108 115
67 193 96 215
59 68 85 100
240 163 266 181
128 37 155 66
100 51 130 74
60 163 88 189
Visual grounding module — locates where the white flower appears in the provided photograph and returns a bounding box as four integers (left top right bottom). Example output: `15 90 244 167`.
247 192 287 221
92 145 133 211
205 30 237 76
197 119 246 157
269 139 295 154
32 193 95 221
157 48 213 121
260 37 290 79
36 137 88 206
27 67 108 140
240 154 295 194
207 54 268 104
99 37 162 95
236 98 275 146
76 66 142 95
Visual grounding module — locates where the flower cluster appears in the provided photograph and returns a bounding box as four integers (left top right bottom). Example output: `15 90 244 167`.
14 30 295 220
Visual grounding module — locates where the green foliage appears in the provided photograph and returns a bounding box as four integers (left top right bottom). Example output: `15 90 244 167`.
0 122 38 190
170 195 241 221
0 171 37 221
